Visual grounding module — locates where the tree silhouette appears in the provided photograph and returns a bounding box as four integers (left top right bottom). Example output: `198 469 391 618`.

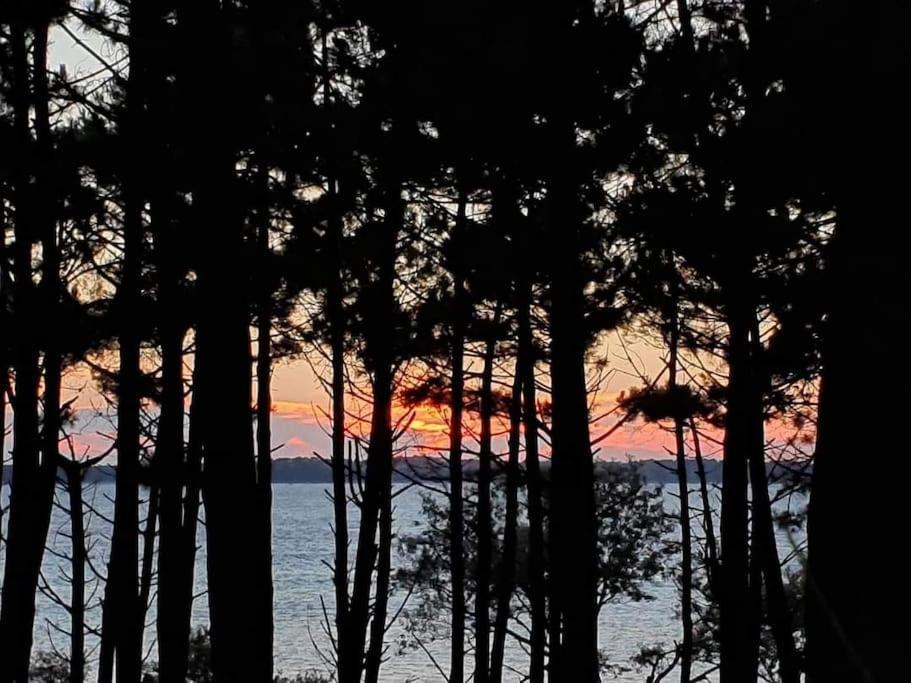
0 1 899 681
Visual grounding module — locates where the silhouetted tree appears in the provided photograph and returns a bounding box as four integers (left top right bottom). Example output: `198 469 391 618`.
0 6 69 679
0 2 899 681
178 2 264 679
786 4 908 681
96 3 155 680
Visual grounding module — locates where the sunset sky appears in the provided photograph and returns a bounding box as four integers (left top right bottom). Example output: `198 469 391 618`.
264 333 691 461
37 330 703 465
37 22 812 468
36 30 697 464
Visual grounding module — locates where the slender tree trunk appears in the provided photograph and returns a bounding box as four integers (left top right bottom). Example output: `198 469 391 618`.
365 482 392 683
347 175 399 683
154 299 191 680
668 300 693 683
474 318 498 683
177 372 203 675
668 12 701 679
34 19 60 527
518 283 546 683
63 462 87 683
138 487 159 636
329 274 350 682
255 172 275 683
101 4 152 678
676 0 694 45
448 191 468 683
689 420 719 594
99 239 143 663
0 21 60 683
154 228 191 683
677 0 718 615
349 367 393 683
745 322 800 683
719 302 756 683
149 4 194 672
108 163 143 681
322 25 351 681
97 577 115 683
490 350 522 683
732 5 774 678
748 448 799 682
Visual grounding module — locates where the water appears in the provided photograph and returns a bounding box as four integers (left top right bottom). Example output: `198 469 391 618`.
3 482 806 681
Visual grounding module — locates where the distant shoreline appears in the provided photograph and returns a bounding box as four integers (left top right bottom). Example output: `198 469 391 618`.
3 456 809 486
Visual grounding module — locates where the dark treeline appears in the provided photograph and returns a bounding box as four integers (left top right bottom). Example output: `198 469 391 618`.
0 1 905 682
1 456 790 486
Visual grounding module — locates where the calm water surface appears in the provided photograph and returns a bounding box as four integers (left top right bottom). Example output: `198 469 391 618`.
3 482 804 681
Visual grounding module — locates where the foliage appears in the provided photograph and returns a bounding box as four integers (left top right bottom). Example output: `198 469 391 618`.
395 465 673 661
28 653 70 683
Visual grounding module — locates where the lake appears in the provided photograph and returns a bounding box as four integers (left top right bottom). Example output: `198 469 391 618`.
4 482 805 681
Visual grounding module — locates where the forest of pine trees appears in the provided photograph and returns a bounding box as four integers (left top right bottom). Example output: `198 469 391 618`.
0 1 906 682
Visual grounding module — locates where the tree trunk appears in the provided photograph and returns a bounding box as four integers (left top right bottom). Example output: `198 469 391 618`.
546 122 599 683
97 576 115 683
719 303 757 683
806 200 904 682
154 287 192 681
348 366 393 683
196 199 260 683
178 370 204 676
518 283 546 683
138 487 159 639
474 318 498 683
668 300 693 683
150 3 192 668
178 2 262 679
0 20 60 683
322 24 351 679
676 0 694 45
63 462 87 683
329 271 350 682
100 4 153 677
489 348 522 683
154 223 192 683
802 4 907 680
197 275 259 682
448 191 468 683
346 175 400 683
364 482 392 683
745 322 800 683
689 420 719 594
255 173 275 683
748 452 799 682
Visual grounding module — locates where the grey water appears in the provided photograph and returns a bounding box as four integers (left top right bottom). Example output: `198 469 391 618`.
3 482 805 681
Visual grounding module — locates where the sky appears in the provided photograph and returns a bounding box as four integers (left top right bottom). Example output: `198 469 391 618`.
263 336 687 462
41 27 696 464
37 19 812 466
44 331 694 465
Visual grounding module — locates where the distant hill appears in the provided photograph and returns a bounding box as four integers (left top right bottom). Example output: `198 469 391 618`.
3 456 808 486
